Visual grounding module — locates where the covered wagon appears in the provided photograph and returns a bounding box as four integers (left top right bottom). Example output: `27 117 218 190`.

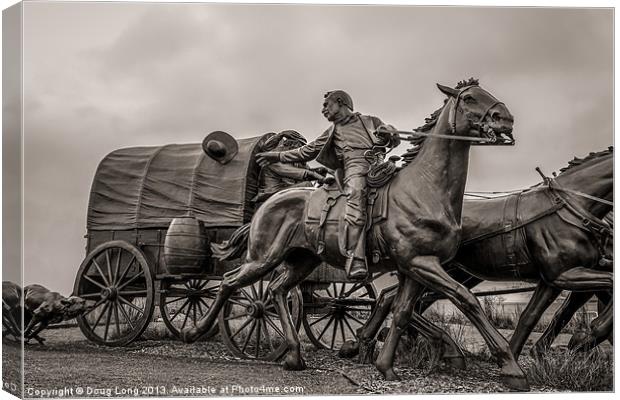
73 132 378 359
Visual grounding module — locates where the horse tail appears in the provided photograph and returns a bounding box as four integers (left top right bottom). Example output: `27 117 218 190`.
211 223 250 261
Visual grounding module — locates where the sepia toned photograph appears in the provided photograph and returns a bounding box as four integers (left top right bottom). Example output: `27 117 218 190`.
2 1 614 397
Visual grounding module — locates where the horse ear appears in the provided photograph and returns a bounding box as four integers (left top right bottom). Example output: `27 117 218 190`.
436 83 459 98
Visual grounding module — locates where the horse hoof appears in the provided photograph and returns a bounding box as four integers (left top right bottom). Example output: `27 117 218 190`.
181 327 200 344
382 368 401 381
502 375 530 392
338 340 359 359
282 355 306 371
568 332 590 352
445 356 466 370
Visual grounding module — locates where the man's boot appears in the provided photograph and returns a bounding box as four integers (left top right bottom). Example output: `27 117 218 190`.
345 224 368 280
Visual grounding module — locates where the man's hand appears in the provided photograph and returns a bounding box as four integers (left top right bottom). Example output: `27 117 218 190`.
311 166 329 176
375 124 400 147
304 170 328 184
256 152 280 167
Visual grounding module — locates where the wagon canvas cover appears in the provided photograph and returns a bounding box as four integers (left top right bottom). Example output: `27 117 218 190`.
87 136 264 230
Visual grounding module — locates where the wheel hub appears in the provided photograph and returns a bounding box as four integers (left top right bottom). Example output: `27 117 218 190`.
246 300 265 318
101 287 118 301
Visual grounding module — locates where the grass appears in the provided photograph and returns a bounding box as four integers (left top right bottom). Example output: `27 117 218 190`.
524 347 613 391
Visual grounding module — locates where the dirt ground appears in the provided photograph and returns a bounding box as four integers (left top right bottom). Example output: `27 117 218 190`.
1 324 612 397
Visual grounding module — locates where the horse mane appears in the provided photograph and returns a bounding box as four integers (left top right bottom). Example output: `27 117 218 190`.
400 78 480 167
558 146 614 175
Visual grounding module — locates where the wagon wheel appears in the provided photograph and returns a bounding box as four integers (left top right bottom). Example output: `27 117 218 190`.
159 278 219 340
218 270 303 361
74 240 155 346
302 282 377 350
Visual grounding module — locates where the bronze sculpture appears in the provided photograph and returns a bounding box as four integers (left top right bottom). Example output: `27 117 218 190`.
253 130 327 205
181 80 530 390
2 281 93 344
256 91 400 280
339 149 613 367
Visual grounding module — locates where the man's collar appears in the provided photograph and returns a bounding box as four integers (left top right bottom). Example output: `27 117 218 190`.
334 112 360 126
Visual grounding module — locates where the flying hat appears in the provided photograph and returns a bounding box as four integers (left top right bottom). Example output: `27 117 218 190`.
202 130 239 164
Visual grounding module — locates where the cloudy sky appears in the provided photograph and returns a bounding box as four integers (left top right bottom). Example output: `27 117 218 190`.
4 3 613 293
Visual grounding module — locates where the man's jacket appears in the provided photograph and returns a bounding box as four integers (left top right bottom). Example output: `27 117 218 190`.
279 113 386 170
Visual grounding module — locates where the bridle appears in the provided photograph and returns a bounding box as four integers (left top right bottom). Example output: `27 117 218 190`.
448 85 506 135
389 85 511 144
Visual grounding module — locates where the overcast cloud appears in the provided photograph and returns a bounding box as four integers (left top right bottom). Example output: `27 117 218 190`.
8 3 612 293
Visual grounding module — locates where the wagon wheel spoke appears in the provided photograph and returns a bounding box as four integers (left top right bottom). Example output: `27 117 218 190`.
224 311 248 321
240 288 254 303
343 283 364 298
91 259 110 287
117 271 145 291
118 290 148 296
181 302 193 330
264 316 285 339
113 248 121 285
316 315 335 342
88 302 110 329
308 311 332 327
338 283 347 298
113 301 121 338
342 314 357 338
255 320 262 358
164 296 184 306
227 297 250 308
114 255 136 286
103 303 113 341
83 275 107 291
339 318 346 344
230 317 254 340
117 301 136 330
80 292 104 299
330 316 339 349
105 250 113 287
258 279 264 301
250 283 259 300
196 297 212 317
344 311 364 326
241 320 257 354
192 299 198 323
261 318 274 352
168 298 190 322
118 296 145 316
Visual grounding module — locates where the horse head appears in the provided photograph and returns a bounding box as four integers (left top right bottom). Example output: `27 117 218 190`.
436 78 515 145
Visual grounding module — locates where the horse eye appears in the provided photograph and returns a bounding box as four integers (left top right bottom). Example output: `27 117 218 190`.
463 95 476 104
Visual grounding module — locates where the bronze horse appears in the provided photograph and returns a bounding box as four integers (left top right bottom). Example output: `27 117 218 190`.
342 148 613 371
181 80 529 390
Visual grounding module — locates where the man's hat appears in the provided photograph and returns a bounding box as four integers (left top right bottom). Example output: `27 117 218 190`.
325 90 354 111
202 131 239 164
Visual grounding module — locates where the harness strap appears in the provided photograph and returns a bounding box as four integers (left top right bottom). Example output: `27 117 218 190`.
461 194 566 246
316 194 345 254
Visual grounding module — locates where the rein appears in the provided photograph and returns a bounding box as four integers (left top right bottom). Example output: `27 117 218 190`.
536 168 613 265
386 85 510 145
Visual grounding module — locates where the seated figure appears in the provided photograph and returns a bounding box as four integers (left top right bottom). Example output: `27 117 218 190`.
253 130 327 205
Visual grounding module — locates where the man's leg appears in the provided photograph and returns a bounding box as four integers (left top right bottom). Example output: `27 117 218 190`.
343 157 371 280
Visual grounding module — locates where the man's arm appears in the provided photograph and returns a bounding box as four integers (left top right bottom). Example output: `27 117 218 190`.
278 128 330 163
369 115 400 148
268 163 326 182
257 128 331 166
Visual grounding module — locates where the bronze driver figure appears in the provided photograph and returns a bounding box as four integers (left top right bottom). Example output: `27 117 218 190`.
257 91 399 280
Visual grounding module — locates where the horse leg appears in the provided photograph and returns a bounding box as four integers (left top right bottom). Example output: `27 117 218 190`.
375 276 421 381
269 256 319 371
406 255 528 391
408 311 466 369
338 283 398 362
550 267 613 291
531 291 593 357
569 298 613 352
182 259 281 343
509 282 561 359
596 291 613 345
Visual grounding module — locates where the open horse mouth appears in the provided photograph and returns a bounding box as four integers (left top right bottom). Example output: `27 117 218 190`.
474 120 515 146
